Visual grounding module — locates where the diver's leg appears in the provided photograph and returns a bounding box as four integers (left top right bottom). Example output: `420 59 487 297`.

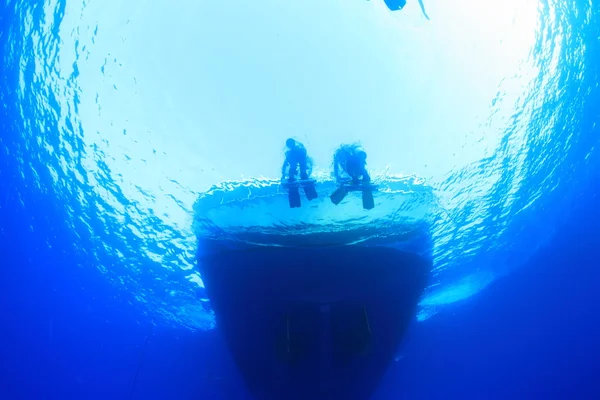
299 158 308 181
288 161 298 182
362 169 371 184
303 177 318 201
301 157 318 200
361 168 374 209
286 161 302 207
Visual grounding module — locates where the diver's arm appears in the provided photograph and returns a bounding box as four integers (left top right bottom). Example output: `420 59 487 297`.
333 160 340 182
281 159 289 180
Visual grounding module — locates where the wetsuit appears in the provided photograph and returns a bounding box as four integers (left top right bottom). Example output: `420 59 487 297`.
282 142 309 182
333 145 370 185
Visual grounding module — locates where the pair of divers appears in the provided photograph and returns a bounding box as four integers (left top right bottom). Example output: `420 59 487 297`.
281 139 376 210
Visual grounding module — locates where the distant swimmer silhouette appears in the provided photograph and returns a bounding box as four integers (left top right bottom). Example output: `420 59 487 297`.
280 138 318 208
330 143 376 210
382 0 430 20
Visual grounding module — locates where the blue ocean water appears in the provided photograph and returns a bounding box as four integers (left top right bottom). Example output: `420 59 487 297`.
1 0 599 399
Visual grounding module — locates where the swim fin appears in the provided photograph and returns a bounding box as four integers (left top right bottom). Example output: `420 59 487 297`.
330 186 348 206
289 186 301 208
362 187 374 210
303 182 318 201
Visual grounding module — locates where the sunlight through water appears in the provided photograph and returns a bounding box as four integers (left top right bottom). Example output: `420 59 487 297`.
3 0 598 328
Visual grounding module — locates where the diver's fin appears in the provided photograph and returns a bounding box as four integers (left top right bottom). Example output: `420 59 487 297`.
417 0 430 20
362 187 375 210
330 186 348 205
303 182 318 201
289 186 301 208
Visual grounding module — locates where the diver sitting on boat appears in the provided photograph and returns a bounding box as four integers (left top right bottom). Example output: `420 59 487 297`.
281 138 310 182
331 143 375 210
333 143 371 185
281 138 317 208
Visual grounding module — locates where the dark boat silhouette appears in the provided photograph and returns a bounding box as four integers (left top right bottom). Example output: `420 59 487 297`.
198 239 431 400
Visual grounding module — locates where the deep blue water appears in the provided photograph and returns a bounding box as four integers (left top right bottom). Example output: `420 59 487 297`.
2 0 600 399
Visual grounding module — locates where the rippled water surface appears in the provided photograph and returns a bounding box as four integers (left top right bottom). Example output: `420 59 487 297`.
1 0 599 328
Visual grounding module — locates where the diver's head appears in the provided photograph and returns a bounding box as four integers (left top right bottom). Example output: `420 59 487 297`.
356 149 367 161
286 138 296 148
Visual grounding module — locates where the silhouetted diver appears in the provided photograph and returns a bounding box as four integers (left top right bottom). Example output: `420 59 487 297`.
281 138 318 208
330 143 375 210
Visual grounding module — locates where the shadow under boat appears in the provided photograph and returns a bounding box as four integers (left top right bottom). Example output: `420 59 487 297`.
198 241 431 400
